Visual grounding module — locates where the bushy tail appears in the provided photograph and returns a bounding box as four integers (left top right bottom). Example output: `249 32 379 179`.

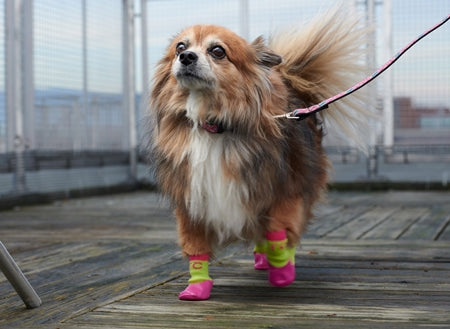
269 5 375 147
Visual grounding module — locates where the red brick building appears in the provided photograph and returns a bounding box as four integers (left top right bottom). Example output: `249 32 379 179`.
394 97 450 129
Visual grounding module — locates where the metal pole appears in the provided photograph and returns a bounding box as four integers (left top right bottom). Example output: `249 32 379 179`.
5 0 15 153
365 0 379 179
14 1 25 190
81 0 89 150
239 0 250 40
123 0 137 181
0 241 41 309
23 0 34 151
5 0 27 192
366 0 376 143
383 0 394 148
140 0 149 135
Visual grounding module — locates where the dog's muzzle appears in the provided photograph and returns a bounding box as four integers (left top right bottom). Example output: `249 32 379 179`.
179 51 198 66
174 50 214 89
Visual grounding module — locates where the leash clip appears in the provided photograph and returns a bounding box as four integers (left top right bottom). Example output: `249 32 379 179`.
273 111 299 119
286 112 299 119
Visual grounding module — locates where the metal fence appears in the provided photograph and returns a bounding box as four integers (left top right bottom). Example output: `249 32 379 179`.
0 0 449 203
0 0 143 198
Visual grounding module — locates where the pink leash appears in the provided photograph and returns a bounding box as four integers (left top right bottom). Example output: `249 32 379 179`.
274 14 450 120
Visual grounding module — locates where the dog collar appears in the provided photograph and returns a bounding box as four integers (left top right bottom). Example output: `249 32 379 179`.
200 121 225 134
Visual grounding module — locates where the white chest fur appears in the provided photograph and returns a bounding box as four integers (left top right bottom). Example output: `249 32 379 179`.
185 129 250 244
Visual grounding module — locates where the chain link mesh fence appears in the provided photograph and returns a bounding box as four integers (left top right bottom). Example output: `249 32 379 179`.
0 0 449 205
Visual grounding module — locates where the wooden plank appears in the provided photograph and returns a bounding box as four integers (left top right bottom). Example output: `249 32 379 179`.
361 207 429 240
300 240 450 262
4 241 126 279
435 216 450 241
93 301 450 323
305 206 370 238
400 210 450 240
213 253 450 285
228 254 450 272
2 228 178 246
313 204 344 217
325 207 400 240
63 313 440 329
0 241 107 284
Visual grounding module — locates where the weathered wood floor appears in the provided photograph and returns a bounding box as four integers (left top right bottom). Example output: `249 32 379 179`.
1 191 449 328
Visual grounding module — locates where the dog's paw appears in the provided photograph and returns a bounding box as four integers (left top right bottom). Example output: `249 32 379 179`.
254 252 269 270
268 261 295 287
178 280 213 301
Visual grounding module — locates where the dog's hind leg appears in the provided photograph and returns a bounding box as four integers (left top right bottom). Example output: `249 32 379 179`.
264 198 306 286
175 207 214 300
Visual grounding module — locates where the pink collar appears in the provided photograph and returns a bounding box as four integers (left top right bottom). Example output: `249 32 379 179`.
200 121 225 134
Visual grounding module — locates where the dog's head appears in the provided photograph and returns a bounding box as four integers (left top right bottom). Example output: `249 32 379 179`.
169 25 282 91
152 25 287 136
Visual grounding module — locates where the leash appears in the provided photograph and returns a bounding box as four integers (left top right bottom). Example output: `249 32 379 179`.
274 14 450 120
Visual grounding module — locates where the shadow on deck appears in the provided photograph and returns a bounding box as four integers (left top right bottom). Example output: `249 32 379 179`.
1 191 450 328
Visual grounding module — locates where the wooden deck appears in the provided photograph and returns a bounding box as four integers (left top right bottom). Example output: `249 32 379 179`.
1 191 450 328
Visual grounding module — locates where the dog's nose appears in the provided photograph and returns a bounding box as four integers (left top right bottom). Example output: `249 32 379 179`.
179 51 198 66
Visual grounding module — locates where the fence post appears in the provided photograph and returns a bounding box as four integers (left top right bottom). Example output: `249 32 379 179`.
5 0 33 193
383 0 394 148
239 0 249 41
81 0 89 150
122 0 137 182
367 146 379 179
140 0 149 142
23 0 34 151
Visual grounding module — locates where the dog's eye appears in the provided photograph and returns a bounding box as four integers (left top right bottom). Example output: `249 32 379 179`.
176 42 187 55
209 46 226 59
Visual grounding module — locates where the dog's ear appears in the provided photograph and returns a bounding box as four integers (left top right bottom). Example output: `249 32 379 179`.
251 36 282 67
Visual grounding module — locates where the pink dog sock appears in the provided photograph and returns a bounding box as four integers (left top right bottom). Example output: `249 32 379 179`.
253 241 269 270
265 230 296 287
179 254 213 301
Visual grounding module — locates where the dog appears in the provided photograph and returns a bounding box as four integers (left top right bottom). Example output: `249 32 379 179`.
148 5 369 300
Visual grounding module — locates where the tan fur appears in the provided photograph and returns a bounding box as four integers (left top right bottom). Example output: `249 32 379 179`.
175 206 213 256
270 5 374 146
267 197 307 248
148 6 369 256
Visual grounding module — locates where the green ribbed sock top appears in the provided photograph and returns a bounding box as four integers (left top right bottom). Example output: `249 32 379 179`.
266 239 296 268
188 259 212 284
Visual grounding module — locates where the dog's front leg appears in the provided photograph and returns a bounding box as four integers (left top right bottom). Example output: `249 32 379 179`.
175 207 214 301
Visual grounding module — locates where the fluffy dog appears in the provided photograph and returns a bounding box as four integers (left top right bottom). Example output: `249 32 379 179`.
148 6 368 300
